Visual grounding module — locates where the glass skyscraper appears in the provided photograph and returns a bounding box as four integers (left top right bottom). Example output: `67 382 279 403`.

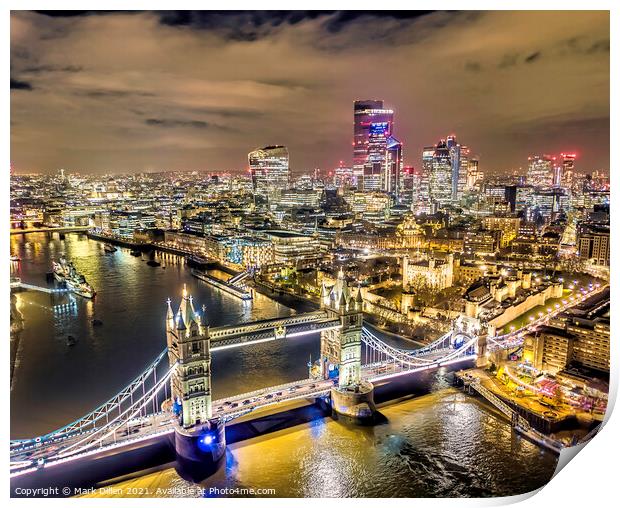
527 155 553 187
352 100 394 191
427 140 452 206
385 135 403 197
248 145 290 198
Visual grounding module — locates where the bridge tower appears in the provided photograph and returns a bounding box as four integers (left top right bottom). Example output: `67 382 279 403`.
320 270 376 423
165 285 226 482
452 315 487 368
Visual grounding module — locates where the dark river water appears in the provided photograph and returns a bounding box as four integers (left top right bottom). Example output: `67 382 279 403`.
10 232 557 497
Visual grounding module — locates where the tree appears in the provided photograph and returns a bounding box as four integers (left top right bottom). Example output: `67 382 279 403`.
406 273 440 307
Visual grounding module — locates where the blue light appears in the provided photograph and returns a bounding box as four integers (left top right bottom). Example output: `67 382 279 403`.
197 432 215 452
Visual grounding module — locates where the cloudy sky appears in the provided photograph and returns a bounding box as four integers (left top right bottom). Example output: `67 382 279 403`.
10 10 609 175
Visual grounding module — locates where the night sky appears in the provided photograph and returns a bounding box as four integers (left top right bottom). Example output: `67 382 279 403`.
10 10 609 175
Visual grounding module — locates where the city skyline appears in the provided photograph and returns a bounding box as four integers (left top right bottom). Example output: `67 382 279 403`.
11 10 610 174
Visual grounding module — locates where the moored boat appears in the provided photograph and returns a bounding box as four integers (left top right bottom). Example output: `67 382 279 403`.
52 257 70 282
104 244 117 253
187 254 210 268
66 276 96 298
52 257 96 298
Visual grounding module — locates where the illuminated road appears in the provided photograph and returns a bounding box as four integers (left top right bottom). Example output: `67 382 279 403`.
487 282 605 351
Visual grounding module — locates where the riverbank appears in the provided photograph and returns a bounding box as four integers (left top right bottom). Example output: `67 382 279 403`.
247 279 320 314
10 293 24 389
455 368 594 440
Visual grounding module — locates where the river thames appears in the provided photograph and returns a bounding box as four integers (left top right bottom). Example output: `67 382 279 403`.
10 232 558 497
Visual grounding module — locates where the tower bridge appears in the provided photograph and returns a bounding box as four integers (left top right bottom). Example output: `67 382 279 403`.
10 271 520 487
10 278 606 492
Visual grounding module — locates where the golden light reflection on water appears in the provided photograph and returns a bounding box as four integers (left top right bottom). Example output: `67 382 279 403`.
85 388 557 498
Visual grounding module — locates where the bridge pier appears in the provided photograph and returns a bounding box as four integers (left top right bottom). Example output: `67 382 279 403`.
330 381 376 424
174 419 226 482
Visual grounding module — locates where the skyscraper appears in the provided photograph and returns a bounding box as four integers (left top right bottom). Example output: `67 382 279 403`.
385 135 403 197
467 158 480 190
527 155 553 187
447 135 469 201
560 153 576 189
352 100 394 190
401 165 421 208
248 145 290 198
427 140 452 206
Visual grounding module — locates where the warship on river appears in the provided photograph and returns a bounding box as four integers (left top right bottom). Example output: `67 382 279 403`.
51 257 96 299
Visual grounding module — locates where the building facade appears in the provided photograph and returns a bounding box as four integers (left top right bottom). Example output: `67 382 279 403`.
353 100 394 186
248 145 290 198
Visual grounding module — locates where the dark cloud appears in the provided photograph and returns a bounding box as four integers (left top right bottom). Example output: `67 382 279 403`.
498 53 519 69
78 89 155 99
508 114 609 139
10 78 33 90
156 10 435 40
144 118 221 129
588 39 610 53
21 64 83 73
196 107 264 119
464 61 482 73
35 10 132 18
524 51 541 63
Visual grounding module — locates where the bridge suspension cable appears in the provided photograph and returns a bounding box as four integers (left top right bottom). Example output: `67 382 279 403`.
360 328 453 366
11 348 169 448
50 362 177 460
361 328 478 371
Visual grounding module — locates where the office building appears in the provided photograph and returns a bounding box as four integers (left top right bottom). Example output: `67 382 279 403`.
527 155 553 187
248 145 290 198
426 140 452 206
352 100 394 186
577 224 610 266
385 135 403 197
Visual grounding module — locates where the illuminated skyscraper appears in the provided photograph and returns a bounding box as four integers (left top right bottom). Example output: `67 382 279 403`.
385 135 403 197
446 135 469 201
352 100 394 189
401 165 421 208
248 145 290 197
527 155 553 187
559 153 576 189
333 161 354 188
467 158 480 189
427 140 452 206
